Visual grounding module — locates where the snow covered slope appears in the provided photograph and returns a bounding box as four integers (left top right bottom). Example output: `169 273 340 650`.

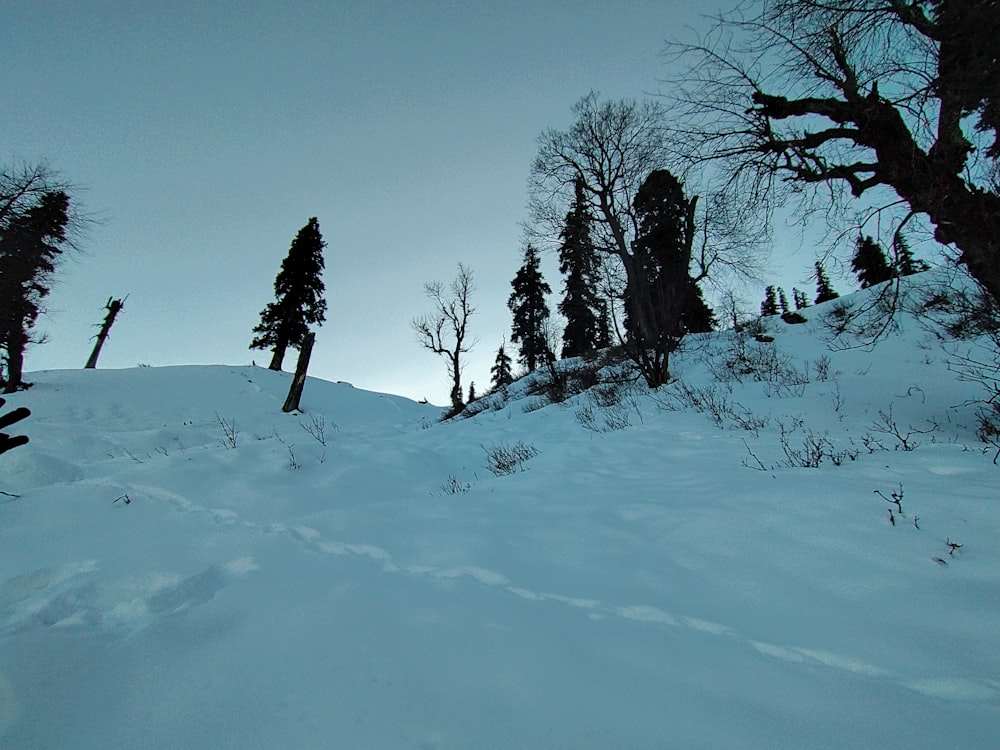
2 278 999 749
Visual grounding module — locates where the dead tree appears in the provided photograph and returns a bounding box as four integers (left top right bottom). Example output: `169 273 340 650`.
84 297 126 369
282 332 315 413
411 264 477 415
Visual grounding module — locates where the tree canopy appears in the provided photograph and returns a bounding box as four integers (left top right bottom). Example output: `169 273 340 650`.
251 217 327 371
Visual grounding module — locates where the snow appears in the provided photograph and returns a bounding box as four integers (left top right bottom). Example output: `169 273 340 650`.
2 274 999 748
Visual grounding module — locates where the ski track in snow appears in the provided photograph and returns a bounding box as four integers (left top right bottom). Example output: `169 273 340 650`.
10 480 981 708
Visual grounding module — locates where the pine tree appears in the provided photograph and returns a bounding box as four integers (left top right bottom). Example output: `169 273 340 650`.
557 177 608 358
683 282 717 333
792 288 810 310
814 261 839 304
778 288 790 315
509 244 552 372
760 285 779 316
893 232 930 276
0 190 71 392
251 217 327 371
490 338 514 390
851 235 894 288
467 382 477 403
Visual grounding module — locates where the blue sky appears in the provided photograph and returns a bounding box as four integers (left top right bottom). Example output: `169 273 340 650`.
2 0 830 403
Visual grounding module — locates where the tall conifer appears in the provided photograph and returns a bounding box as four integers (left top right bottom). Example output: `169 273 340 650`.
509 244 552 372
760 286 779 316
558 177 607 357
490 338 514 390
851 235 894 288
251 217 327 371
893 232 930 276
814 261 840 304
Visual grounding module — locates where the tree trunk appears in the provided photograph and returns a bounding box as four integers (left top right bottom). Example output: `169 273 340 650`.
860 97 1000 302
282 333 314 413
3 330 28 393
449 351 463 413
85 298 125 369
269 338 287 371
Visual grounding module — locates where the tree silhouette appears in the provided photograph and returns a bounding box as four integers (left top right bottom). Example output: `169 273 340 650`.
760 286 779 316
558 177 608 357
893 232 930 277
851 236 895 288
490 338 514 391
0 188 71 392
412 264 477 415
814 261 840 304
251 217 327 371
626 169 701 386
509 244 552 372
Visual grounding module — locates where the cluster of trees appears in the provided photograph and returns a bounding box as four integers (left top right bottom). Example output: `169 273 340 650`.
850 234 930 289
760 263 837 317
759 232 933 317
410 95 721 406
521 94 722 388
497 0 999 397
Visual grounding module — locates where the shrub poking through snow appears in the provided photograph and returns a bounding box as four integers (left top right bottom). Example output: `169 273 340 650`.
483 440 539 475
300 413 331 446
215 412 239 449
440 475 471 495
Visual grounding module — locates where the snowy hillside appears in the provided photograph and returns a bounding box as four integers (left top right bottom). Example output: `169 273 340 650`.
2 276 999 749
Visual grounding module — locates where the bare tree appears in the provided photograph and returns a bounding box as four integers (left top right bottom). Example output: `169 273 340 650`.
412 264 477 415
665 0 1000 302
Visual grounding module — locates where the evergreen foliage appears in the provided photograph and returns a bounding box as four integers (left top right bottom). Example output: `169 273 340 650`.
760 286 779 316
626 169 707 386
490 339 514 391
683 283 717 333
557 177 608 357
467 382 477 403
0 189 71 392
250 218 327 371
509 244 552 372
851 235 895 288
792 288 810 310
893 232 930 277
778 288 790 315
814 262 839 304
